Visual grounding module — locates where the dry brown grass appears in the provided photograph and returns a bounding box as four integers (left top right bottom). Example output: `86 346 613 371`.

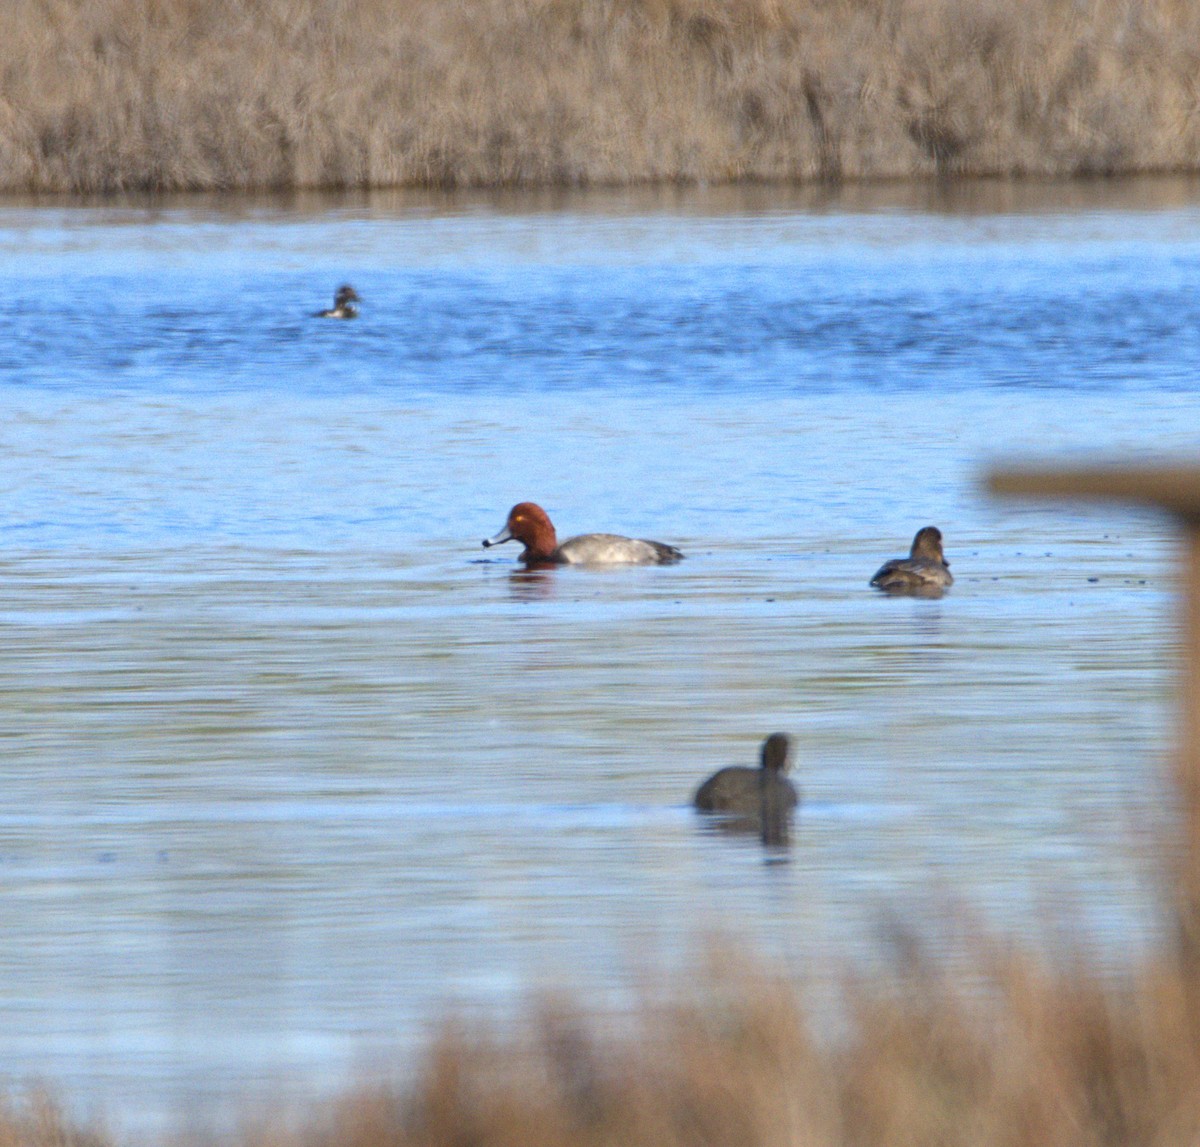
3 0 1200 192
20 934 1200 1146
240 935 1200 1147
0 1088 109 1147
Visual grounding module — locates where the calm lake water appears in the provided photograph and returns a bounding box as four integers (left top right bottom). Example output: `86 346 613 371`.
1 178 1199 1135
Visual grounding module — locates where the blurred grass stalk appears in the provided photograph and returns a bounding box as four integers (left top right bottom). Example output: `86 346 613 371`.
17 933 1200 1145
4 0 1200 193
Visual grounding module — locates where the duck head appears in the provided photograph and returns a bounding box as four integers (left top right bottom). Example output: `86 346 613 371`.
910 526 948 565
482 502 559 563
760 732 792 774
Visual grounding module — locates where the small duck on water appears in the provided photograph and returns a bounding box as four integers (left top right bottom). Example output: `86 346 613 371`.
869 526 953 594
693 733 799 846
482 502 683 566
314 285 360 319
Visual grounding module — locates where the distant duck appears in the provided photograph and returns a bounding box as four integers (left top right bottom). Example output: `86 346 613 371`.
314 284 360 319
482 502 684 566
869 526 953 594
693 733 799 845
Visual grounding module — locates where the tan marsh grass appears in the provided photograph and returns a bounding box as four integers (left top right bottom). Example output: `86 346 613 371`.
3 0 1200 192
23 937 1200 1146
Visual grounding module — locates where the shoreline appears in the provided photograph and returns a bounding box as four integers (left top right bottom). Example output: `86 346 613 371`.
4 171 1200 218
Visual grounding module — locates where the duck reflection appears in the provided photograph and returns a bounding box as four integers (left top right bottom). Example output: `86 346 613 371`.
507 566 557 601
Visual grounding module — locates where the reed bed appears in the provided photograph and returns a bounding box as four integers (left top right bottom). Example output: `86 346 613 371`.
15 932 1200 1147
3 0 1200 193
271 939 1200 1147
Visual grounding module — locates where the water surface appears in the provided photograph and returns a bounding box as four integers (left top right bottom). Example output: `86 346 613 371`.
0 179 1197 1134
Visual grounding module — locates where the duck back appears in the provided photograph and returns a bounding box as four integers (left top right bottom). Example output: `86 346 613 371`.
693 766 798 815
556 533 684 565
869 558 952 591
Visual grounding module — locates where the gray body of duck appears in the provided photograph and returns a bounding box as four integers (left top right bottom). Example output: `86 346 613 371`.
315 284 360 319
869 526 953 593
693 733 799 845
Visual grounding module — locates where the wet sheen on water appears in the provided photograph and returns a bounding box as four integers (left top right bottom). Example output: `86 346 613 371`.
0 179 1198 1132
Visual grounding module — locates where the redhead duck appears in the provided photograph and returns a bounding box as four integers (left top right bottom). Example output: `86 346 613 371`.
314 284 360 319
694 733 799 845
482 502 683 565
869 526 953 594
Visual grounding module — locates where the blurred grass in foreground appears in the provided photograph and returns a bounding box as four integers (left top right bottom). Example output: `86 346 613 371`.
5 0 1200 192
13 931 1200 1146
